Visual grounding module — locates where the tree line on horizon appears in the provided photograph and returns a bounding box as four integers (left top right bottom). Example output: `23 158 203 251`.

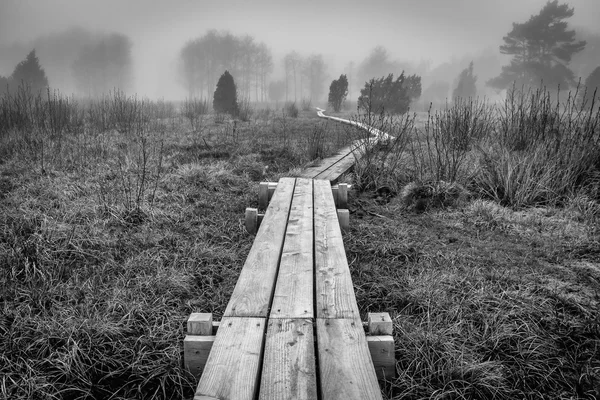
1 0 599 113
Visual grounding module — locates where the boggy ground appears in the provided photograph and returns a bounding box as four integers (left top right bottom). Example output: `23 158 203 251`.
1 101 599 399
347 192 599 399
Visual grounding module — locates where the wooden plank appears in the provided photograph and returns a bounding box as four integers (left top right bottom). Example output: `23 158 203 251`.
270 178 314 319
259 318 318 400
224 178 296 317
300 145 354 180
314 143 367 183
316 318 383 400
194 317 266 400
313 179 360 319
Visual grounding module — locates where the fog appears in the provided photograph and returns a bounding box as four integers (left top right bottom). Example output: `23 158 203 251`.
1 0 599 101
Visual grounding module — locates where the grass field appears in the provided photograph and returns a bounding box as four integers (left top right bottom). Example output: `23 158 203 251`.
1 89 599 399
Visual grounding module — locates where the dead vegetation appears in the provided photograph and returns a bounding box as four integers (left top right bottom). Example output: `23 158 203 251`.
1 85 599 399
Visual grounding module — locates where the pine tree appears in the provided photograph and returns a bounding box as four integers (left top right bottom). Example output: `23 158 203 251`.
11 49 49 93
358 72 420 114
213 70 239 115
487 1 586 90
328 74 348 112
453 62 477 99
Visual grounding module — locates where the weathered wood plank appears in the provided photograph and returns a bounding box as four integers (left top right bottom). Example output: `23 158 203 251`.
224 177 296 317
259 318 318 400
194 317 266 400
300 146 352 177
270 178 314 319
316 318 383 400
313 143 367 183
313 179 360 319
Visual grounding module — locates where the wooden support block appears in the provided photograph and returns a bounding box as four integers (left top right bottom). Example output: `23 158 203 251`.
245 207 258 234
337 183 348 209
337 209 349 232
195 317 266 400
184 335 216 380
332 185 339 206
367 336 395 380
316 318 383 399
259 182 270 210
368 312 393 335
187 313 213 336
268 182 277 200
259 318 317 400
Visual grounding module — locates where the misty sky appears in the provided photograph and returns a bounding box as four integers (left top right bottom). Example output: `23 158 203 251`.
1 0 599 98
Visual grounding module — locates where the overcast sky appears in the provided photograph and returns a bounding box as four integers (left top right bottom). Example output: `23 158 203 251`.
1 0 598 97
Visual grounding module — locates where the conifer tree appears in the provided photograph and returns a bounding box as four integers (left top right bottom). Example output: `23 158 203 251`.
328 74 348 112
487 1 586 90
453 62 477 99
213 70 239 115
11 49 49 93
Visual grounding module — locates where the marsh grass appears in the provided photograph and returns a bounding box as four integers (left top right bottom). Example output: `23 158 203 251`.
1 86 599 399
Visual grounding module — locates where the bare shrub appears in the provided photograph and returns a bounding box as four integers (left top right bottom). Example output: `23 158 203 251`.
475 85 600 207
301 98 312 111
237 97 253 122
284 101 298 118
182 97 209 131
409 98 494 184
351 108 415 193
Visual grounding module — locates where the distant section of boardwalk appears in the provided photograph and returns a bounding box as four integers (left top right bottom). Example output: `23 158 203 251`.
299 141 365 183
299 108 392 184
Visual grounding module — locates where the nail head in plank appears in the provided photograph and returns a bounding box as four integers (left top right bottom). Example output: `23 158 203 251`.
195 317 266 400
270 178 314 319
316 318 383 400
313 179 360 319
225 178 296 317
259 318 318 400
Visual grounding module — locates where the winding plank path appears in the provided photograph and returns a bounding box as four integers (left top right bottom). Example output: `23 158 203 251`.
186 108 394 400
299 108 392 183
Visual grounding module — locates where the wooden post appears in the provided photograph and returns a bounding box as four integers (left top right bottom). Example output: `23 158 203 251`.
332 186 339 206
184 313 216 380
259 182 270 210
332 183 351 209
337 183 348 209
268 182 277 200
188 313 213 335
366 336 395 380
368 312 393 335
337 209 349 231
366 312 395 380
245 208 264 234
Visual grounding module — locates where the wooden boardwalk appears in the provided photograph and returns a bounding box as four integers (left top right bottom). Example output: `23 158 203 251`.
300 108 393 183
184 110 395 399
299 141 365 183
191 178 383 399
